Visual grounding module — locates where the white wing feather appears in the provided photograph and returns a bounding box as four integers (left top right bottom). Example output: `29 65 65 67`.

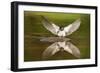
64 18 81 36
42 42 60 59
64 42 80 58
42 16 59 35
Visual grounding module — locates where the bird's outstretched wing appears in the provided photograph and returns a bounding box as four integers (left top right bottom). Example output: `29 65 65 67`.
41 16 59 35
64 18 81 36
64 42 80 58
42 42 60 59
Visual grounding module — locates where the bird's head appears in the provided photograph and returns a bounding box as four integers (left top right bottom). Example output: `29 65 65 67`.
60 27 64 31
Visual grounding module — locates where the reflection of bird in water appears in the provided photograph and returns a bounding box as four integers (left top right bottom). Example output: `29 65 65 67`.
41 16 81 37
42 41 80 59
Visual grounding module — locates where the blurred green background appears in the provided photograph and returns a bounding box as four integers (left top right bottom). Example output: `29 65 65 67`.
24 11 90 62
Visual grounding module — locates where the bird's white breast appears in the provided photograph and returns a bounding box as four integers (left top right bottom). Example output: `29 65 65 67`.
58 31 66 37
58 41 66 48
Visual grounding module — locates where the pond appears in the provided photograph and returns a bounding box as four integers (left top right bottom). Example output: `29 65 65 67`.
24 35 90 62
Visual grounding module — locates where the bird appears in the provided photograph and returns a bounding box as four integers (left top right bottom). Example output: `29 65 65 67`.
41 16 81 37
42 41 80 59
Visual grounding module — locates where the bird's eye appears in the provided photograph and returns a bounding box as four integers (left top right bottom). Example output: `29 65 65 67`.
61 27 64 30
